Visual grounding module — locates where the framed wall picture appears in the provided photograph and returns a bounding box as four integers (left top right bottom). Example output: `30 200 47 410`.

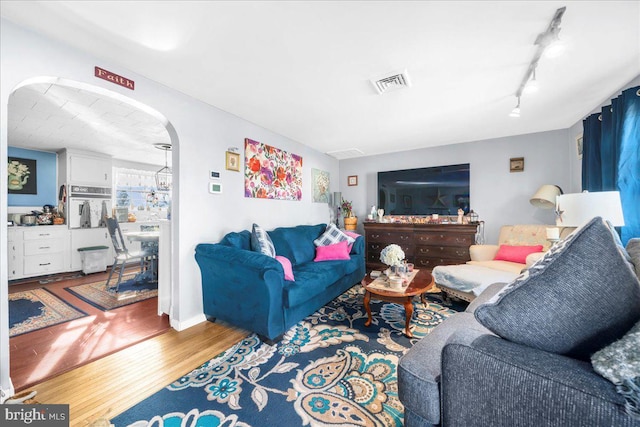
225 151 240 171
312 168 330 203
8 157 37 194
509 157 524 173
348 175 358 186
576 134 583 159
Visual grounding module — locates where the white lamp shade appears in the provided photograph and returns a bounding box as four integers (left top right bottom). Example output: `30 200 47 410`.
556 191 625 227
530 185 562 209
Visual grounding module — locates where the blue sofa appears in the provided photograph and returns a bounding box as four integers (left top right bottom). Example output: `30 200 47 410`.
195 224 366 341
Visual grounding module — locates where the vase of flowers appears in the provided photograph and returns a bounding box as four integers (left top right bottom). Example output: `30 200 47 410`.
380 244 405 276
342 198 358 230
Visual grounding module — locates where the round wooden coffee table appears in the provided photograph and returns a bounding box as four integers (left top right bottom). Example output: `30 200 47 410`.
362 269 434 338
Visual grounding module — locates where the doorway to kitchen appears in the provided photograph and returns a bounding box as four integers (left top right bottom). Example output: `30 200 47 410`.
5 76 178 391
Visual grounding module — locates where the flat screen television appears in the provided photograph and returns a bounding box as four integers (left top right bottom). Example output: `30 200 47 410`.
378 163 470 216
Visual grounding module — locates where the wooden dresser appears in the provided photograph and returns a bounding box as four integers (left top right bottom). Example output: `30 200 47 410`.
363 222 478 271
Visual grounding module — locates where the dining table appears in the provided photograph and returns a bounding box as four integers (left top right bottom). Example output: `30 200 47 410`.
122 230 160 284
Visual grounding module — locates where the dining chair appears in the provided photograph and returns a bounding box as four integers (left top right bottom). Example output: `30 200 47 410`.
105 217 149 292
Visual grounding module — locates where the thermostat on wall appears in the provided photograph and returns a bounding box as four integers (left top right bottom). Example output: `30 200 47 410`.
209 182 223 194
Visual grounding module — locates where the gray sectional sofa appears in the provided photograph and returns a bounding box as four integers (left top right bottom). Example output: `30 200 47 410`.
399 217 640 426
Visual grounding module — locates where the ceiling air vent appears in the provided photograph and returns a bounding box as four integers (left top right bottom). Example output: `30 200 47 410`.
326 148 365 160
370 69 411 95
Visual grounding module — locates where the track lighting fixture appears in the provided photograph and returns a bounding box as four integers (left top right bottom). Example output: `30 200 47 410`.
523 69 539 95
508 7 566 117
509 97 521 118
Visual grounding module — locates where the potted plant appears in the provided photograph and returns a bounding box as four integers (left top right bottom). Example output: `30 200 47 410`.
341 198 357 230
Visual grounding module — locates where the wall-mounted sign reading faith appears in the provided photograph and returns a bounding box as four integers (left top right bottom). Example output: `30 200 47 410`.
94 66 135 90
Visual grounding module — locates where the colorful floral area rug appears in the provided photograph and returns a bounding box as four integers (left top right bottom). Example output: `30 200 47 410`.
9 288 87 337
112 284 464 427
65 274 157 311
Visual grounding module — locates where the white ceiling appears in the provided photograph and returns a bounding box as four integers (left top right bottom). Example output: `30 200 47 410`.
2 1 639 159
8 82 171 165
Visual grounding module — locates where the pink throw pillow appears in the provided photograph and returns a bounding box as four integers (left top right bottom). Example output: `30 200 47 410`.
314 241 351 261
275 255 295 281
493 245 544 264
344 231 360 252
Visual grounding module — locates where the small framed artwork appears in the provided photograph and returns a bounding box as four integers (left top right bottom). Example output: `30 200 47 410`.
509 157 524 173
8 157 37 194
348 175 358 186
225 151 240 171
576 134 583 159
403 195 412 209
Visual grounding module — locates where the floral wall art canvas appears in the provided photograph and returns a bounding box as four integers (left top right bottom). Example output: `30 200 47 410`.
244 138 303 200
312 168 330 203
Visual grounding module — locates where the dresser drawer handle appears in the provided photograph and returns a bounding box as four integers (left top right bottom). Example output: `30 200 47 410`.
371 244 380 250
39 233 50 237
372 234 380 239
400 235 409 240
439 247 444 251
456 237 467 243
440 234 444 238
39 246 50 250
456 250 467 256
39 262 51 266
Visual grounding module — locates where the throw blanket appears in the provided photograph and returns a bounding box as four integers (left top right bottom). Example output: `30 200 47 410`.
591 320 640 420
432 264 518 296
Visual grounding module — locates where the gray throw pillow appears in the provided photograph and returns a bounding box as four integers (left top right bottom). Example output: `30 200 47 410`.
250 223 276 257
313 223 355 247
475 217 640 360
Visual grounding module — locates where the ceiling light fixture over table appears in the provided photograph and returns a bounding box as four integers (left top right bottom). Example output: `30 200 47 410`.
154 143 172 191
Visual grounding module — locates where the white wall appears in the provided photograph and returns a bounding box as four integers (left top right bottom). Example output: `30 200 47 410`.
0 19 338 398
338 129 572 245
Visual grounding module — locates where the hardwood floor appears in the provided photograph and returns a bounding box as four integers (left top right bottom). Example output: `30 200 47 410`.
23 320 248 427
9 269 170 391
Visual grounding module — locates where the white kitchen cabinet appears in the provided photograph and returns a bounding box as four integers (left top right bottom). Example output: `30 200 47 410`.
7 228 23 280
70 228 113 272
8 226 70 280
58 148 112 187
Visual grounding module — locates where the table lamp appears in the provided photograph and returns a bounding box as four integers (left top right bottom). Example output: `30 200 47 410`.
555 191 625 227
530 184 563 209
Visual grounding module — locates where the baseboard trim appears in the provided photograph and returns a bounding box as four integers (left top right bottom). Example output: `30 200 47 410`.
170 313 206 331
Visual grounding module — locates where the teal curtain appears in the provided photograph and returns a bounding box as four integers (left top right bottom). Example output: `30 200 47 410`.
582 86 640 245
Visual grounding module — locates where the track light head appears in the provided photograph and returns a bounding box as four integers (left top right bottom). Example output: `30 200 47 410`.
509 97 521 118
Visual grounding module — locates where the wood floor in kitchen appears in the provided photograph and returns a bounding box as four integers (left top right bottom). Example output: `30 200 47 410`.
8 269 170 392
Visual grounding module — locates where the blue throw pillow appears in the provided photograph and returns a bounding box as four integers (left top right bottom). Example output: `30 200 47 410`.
475 217 640 360
250 223 275 258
